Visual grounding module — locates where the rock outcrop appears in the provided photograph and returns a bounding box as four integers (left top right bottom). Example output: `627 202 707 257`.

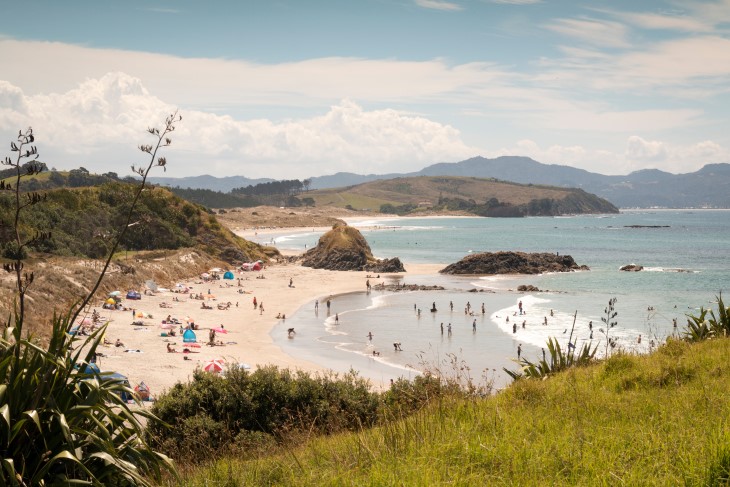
364 257 405 273
301 223 405 272
619 264 644 272
517 284 541 292
440 251 588 275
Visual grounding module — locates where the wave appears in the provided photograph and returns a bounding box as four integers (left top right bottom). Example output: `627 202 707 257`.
643 267 699 273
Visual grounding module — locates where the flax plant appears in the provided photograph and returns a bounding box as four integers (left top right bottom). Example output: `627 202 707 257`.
0 113 181 485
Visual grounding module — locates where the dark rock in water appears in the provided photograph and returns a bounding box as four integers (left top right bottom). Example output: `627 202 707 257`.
373 283 444 292
517 284 541 292
365 257 405 273
301 223 405 272
619 264 644 272
440 251 588 275
624 225 670 229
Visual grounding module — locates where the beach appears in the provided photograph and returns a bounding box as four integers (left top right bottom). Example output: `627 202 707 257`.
92 257 440 396
91 209 730 397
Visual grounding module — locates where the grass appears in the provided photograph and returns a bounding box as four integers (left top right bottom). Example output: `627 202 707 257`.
171 337 730 485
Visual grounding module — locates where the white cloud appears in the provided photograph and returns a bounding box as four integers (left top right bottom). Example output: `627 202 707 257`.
545 17 630 48
626 136 667 162
487 137 730 176
0 39 508 111
0 75 478 178
624 136 730 173
609 10 711 32
414 0 463 11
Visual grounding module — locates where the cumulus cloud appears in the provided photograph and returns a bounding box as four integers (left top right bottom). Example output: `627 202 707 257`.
0 75 477 178
626 136 668 162
487 137 729 176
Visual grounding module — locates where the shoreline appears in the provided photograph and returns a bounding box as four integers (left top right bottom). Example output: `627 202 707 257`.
94 260 442 397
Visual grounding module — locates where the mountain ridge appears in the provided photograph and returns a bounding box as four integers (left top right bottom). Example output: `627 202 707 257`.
148 156 730 208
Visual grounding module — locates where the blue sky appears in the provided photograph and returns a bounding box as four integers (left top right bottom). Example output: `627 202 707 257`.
1 0 729 179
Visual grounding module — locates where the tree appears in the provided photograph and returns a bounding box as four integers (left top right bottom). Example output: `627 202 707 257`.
0 114 181 485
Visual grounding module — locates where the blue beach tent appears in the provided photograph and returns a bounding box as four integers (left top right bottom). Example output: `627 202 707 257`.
183 329 197 343
223 271 234 280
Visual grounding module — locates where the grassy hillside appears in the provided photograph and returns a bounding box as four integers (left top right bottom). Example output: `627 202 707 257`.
174 336 730 485
306 176 618 216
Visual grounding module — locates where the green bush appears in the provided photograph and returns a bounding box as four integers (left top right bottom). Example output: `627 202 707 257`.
148 366 380 461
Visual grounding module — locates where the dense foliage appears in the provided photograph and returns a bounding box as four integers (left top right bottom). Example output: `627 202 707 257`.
381 190 616 217
148 366 450 462
0 310 174 485
0 182 269 262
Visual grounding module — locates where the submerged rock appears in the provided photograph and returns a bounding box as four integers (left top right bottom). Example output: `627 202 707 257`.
620 264 644 272
440 251 588 275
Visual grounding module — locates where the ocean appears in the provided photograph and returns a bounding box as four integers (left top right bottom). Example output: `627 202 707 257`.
255 210 730 389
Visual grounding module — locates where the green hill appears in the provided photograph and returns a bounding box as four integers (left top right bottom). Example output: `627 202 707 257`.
0 181 270 262
306 176 618 216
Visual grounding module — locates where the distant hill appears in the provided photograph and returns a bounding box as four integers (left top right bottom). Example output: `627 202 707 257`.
305 176 618 216
144 156 730 208
147 174 274 192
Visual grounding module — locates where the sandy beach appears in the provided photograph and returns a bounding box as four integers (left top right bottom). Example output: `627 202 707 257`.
92 259 441 397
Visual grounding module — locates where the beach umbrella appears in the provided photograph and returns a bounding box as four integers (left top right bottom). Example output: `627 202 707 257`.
105 298 116 305
200 272 210 279
209 267 222 273
203 359 224 373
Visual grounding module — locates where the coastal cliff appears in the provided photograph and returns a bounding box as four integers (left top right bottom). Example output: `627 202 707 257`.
440 251 588 275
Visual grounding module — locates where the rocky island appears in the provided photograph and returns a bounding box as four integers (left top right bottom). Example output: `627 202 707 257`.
440 251 589 275
301 223 405 272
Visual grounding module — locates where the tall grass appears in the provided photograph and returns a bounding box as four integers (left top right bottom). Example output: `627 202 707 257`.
174 336 730 486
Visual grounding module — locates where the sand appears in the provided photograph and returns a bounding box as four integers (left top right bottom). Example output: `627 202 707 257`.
91 260 442 396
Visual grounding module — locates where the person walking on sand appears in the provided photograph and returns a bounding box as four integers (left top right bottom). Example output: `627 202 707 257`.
518 300 523 315
335 313 339 324
289 277 293 288
472 319 476 332
440 322 444 334
450 301 453 311
517 344 522 359
315 299 319 311
253 297 257 309
447 323 452 336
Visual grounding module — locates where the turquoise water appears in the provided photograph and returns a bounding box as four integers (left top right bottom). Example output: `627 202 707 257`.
267 210 730 389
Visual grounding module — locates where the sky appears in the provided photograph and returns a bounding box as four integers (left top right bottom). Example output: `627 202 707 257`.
1 0 729 180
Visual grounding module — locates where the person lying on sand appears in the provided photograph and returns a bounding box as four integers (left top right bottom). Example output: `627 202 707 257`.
166 343 177 353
